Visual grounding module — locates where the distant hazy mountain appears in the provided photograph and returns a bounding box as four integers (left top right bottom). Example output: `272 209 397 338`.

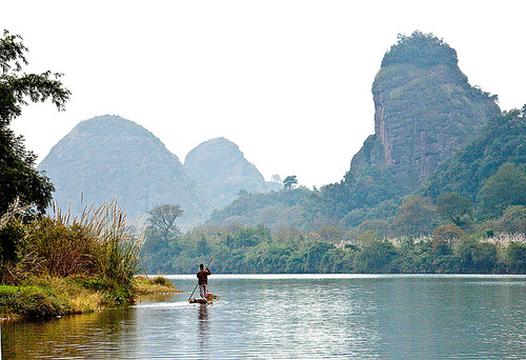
184 137 280 208
38 115 211 227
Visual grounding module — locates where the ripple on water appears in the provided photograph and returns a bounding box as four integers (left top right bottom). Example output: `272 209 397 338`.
2 275 526 359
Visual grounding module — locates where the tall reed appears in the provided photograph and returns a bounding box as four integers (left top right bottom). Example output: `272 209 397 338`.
19 202 143 285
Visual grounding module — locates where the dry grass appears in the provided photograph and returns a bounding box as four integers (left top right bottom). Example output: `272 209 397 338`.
0 198 30 229
0 277 105 320
0 202 174 320
69 290 103 314
483 233 526 247
14 202 143 286
133 276 180 296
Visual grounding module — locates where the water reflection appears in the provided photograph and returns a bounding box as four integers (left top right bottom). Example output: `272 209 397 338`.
2 276 526 359
197 304 209 354
2 307 137 359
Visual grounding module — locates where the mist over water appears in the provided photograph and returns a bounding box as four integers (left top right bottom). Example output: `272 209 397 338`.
3 275 526 359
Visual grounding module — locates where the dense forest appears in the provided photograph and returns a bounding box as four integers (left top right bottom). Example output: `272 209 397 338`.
143 180 526 275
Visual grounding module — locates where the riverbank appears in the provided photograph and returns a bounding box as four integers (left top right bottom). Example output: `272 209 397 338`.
0 275 179 321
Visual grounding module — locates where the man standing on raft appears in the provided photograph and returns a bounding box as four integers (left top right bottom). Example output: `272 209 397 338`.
197 264 211 299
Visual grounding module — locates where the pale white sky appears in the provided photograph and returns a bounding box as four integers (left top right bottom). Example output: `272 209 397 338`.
4 0 525 187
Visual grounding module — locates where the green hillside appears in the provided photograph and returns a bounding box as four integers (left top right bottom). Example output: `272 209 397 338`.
424 107 526 203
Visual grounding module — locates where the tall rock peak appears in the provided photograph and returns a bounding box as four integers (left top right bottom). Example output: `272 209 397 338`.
348 31 501 194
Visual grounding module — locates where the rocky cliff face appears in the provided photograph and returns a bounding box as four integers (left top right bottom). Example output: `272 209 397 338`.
184 137 276 208
349 32 501 193
38 115 212 227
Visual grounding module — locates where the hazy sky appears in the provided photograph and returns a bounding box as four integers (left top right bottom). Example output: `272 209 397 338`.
4 0 525 186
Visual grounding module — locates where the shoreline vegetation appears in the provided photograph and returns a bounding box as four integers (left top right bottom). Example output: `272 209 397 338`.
0 202 179 322
142 222 526 275
0 275 178 321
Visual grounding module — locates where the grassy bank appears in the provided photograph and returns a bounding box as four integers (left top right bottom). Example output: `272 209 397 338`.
0 275 179 321
0 202 181 321
133 276 180 296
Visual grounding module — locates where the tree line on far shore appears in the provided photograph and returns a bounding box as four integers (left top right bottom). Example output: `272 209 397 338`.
142 200 526 275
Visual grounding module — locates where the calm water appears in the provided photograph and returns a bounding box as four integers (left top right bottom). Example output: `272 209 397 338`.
2 274 526 359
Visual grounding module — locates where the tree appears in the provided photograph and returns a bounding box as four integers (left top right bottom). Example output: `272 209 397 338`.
424 107 525 201
456 239 497 273
322 166 401 219
356 219 392 239
432 224 463 254
436 192 472 227
494 205 526 234
0 219 24 282
382 31 458 68
146 204 183 242
477 163 526 218
283 175 298 190
304 242 332 272
0 30 70 214
398 238 435 273
393 195 436 237
286 255 306 273
224 225 271 249
142 204 183 273
316 225 344 242
353 241 399 273
196 237 211 256
506 242 526 273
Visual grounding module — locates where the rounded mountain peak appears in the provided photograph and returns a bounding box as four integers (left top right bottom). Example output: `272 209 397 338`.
186 137 241 158
381 31 458 68
73 114 157 138
184 137 269 208
38 114 211 225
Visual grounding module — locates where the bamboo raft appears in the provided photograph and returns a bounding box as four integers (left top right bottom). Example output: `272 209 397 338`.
188 293 219 304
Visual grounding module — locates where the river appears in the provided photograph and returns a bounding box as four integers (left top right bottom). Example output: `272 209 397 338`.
2 274 526 359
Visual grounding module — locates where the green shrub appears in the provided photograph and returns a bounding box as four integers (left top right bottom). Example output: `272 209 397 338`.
23 218 97 278
353 241 400 273
455 239 497 273
74 277 111 291
506 242 526 273
432 224 463 255
0 220 25 283
431 255 459 274
151 276 172 287
398 239 434 273
495 205 526 234
0 285 67 319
